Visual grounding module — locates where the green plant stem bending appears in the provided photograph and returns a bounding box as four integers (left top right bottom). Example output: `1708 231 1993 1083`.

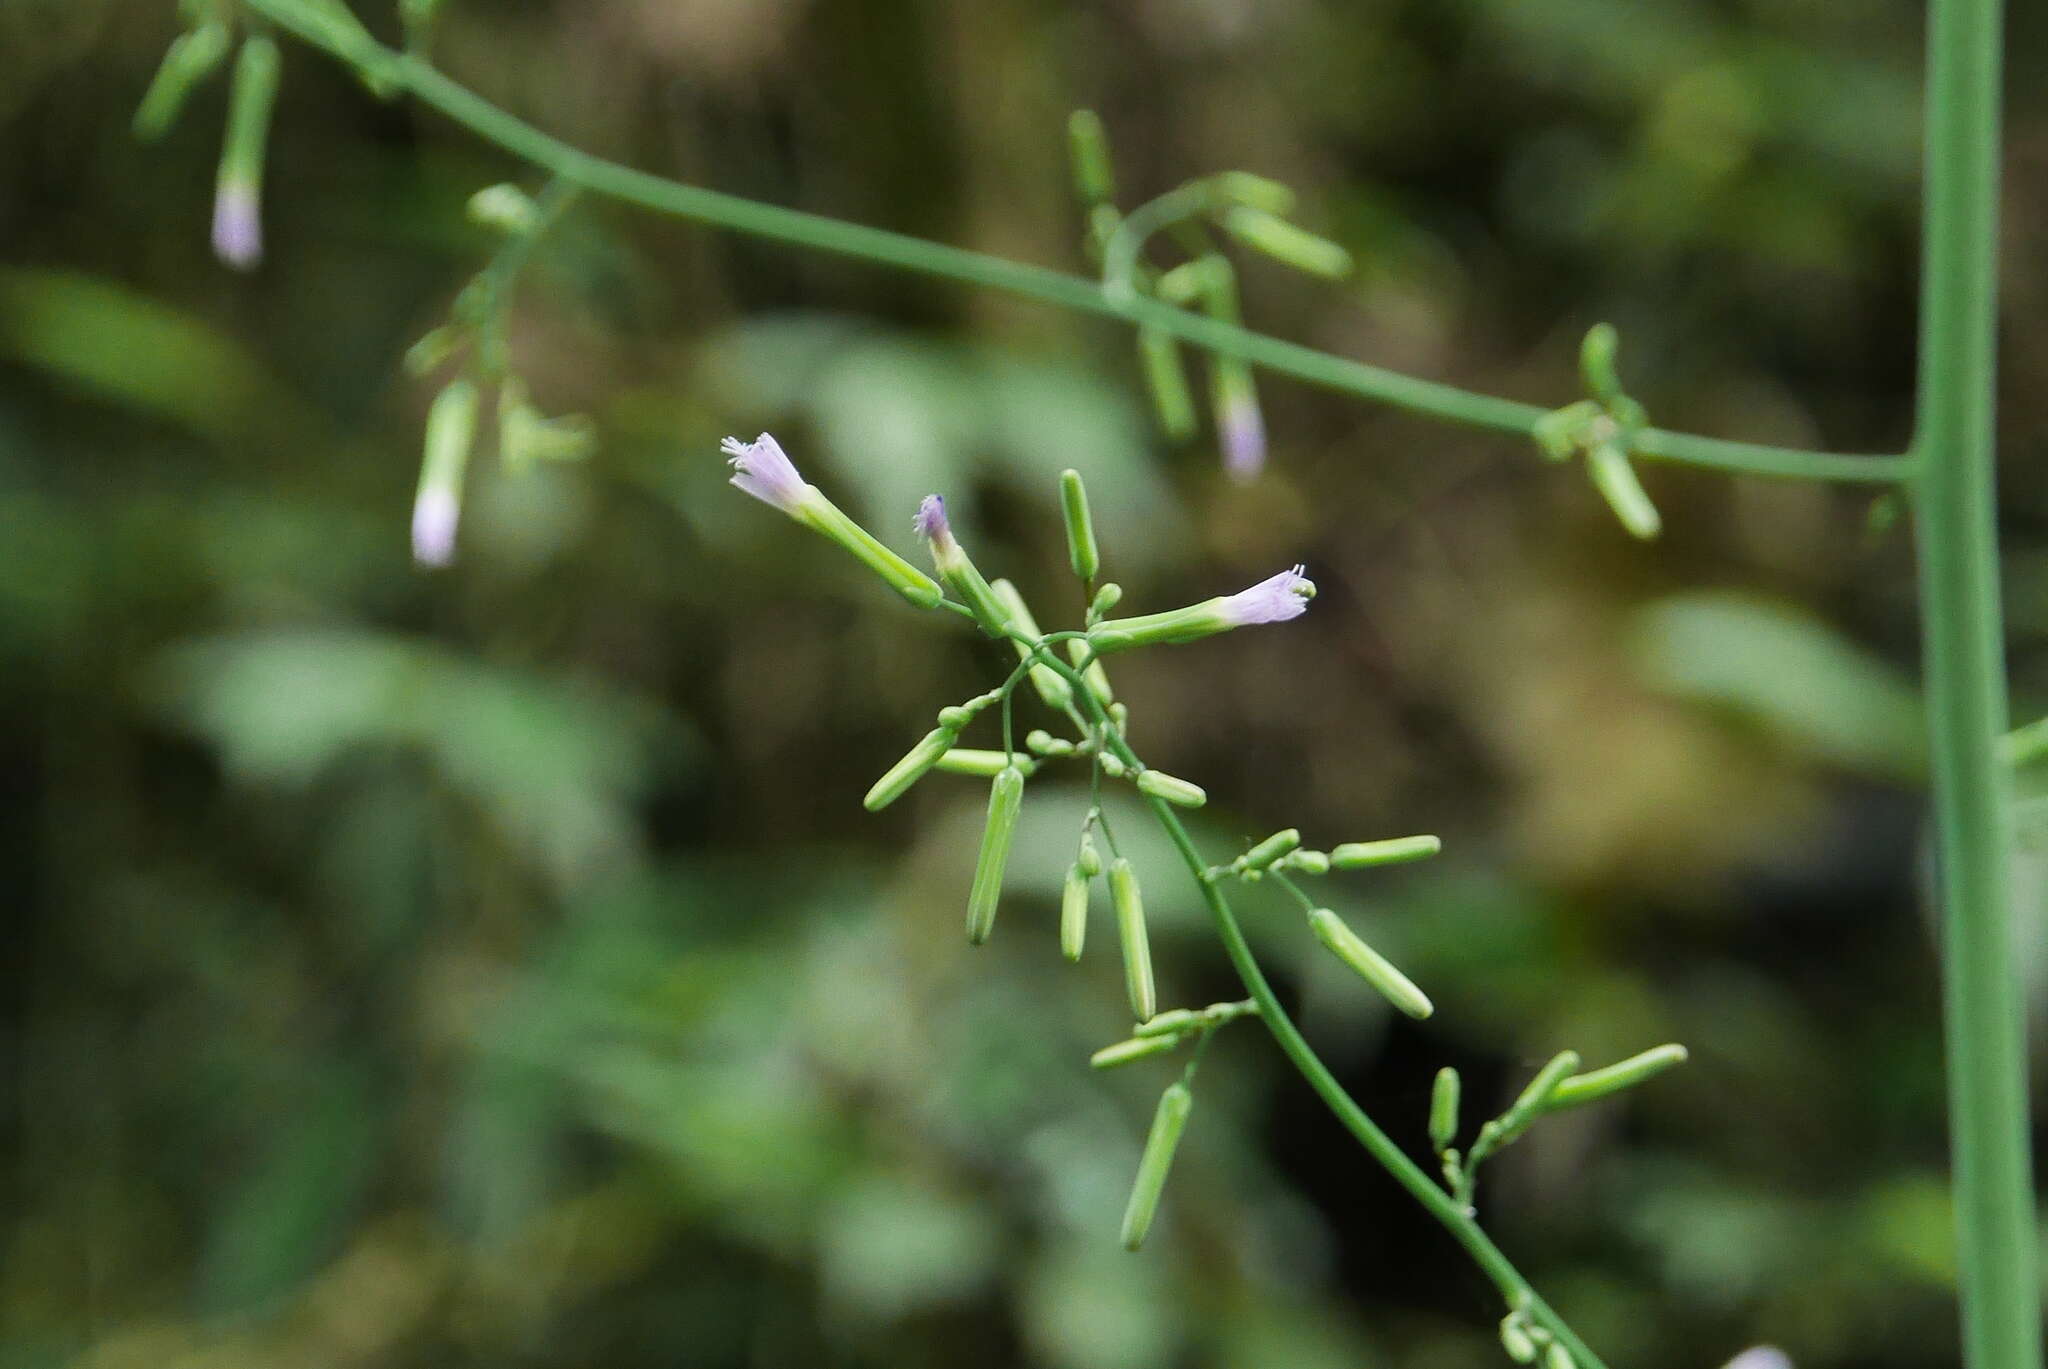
239 0 1908 487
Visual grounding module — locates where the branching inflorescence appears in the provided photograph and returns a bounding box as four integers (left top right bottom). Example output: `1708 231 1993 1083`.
725 433 1687 1363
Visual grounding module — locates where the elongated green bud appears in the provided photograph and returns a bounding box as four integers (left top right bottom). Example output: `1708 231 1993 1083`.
1134 1008 1202 1038
1089 582 1123 621
1058 468 1101 582
1098 751 1127 778
212 36 281 270
1500 1315 1538 1364
1137 328 1198 442
1306 908 1432 1019
135 21 232 141
989 578 1073 710
1213 171 1295 215
403 325 462 378
804 496 946 608
1586 441 1661 540
1219 205 1352 278
1067 639 1115 707
1090 1034 1181 1070
1067 109 1116 205
1061 862 1090 962
413 378 479 566
1330 834 1441 869
1579 322 1622 403
1120 1081 1193 1250
1429 1067 1461 1151
934 748 1035 778
863 726 956 811
965 765 1026 944
1504 1051 1583 1133
1544 1342 1575 1369
468 183 539 234
1546 1044 1689 1109
1110 858 1155 1020
1026 730 1074 757
1284 849 1331 875
1238 829 1301 872
1135 770 1207 809
1077 827 1103 877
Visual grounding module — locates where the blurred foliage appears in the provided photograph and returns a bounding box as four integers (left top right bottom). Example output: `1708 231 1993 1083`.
4 1 2048 1367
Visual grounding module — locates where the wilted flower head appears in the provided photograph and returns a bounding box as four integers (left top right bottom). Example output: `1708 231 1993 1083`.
212 181 262 270
722 432 811 514
1217 564 1314 625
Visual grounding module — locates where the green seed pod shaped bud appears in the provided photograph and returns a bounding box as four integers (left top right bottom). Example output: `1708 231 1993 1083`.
212 36 281 271
1429 1066 1461 1152
1285 849 1331 875
1135 1008 1204 1038
1090 1034 1181 1070
990 578 1074 711
1503 1051 1583 1135
935 749 1036 778
1546 1044 1689 1110
1108 701 1130 735
1066 639 1116 708
965 765 1026 945
1500 1316 1539 1365
1097 751 1127 779
1025 730 1075 757
1060 862 1090 962
1213 170 1296 216
1330 834 1442 869
1120 1080 1193 1251
1579 322 1622 404
467 183 539 235
1218 205 1353 278
1544 1342 1575 1369
723 435 944 608
1136 328 1198 442
413 378 480 567
1135 770 1207 809
1066 109 1117 205
1059 468 1102 582
1586 441 1662 540
1238 828 1301 872
936 706 973 729
135 21 232 141
1077 828 1103 878
1090 566 1313 653
863 726 957 812
1089 582 1124 621
1307 908 1433 1019
1110 858 1155 1021
403 325 463 379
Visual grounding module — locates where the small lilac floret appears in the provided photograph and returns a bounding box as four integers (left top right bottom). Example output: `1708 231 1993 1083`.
212 182 262 270
1217 564 1314 626
913 493 950 542
1220 399 1266 483
411 488 459 567
722 433 809 514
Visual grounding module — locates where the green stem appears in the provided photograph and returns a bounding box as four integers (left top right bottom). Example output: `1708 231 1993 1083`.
238 0 1908 486
1911 0 2040 1365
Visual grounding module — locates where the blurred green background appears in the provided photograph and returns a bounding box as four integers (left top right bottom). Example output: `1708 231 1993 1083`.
5 1 2048 1366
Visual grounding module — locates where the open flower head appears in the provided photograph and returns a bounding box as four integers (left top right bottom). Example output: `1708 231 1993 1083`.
1217 564 1314 625
723 432 812 515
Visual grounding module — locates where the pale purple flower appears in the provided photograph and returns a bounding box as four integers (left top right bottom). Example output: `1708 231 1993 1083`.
913 493 950 541
1217 564 1314 626
411 487 459 567
212 181 262 270
722 432 809 514
1220 395 1266 482
1721 1351 1792 1369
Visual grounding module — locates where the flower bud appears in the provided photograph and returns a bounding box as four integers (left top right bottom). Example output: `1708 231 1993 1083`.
1137 328 1198 442
1284 849 1331 875
1066 639 1116 708
916 495 1014 633
1090 1035 1181 1070
212 37 281 270
1579 322 1622 404
1213 171 1296 216
965 765 1026 944
1120 1080 1193 1251
1544 1342 1575 1369
1429 1066 1461 1152
990 577 1073 710
1135 769 1207 809
1066 109 1116 205
1076 827 1103 878
1025 729 1074 757
1059 468 1101 582
935 749 1036 778
1237 828 1300 872
1219 205 1352 278
412 378 479 567
1330 835 1441 869
1503 1051 1583 1135
1134 1008 1203 1038
1586 441 1662 540
1500 1316 1538 1365
467 183 539 234
1545 1044 1689 1110
1307 908 1432 1019
1060 862 1090 962
134 21 231 141
863 726 956 812
1110 858 1155 1021
1089 582 1124 620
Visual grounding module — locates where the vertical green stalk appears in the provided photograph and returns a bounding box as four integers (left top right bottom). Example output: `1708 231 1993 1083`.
1912 0 2040 1366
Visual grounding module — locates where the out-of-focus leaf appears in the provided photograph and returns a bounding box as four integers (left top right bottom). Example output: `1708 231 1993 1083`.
1632 591 1923 781
817 1176 999 1322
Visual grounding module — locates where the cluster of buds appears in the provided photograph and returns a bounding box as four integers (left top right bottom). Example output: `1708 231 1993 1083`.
725 432 1690 1269
1532 323 1663 540
1066 110 1353 483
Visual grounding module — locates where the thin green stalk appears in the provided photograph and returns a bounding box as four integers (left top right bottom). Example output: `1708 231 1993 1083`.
238 0 1908 486
1911 0 2040 1365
